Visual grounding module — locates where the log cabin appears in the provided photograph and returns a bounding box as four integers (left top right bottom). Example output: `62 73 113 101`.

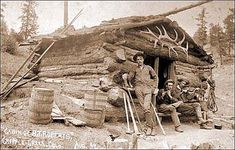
33 15 215 120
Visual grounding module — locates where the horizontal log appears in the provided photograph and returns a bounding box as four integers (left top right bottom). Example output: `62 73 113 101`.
176 68 194 74
175 61 197 69
39 63 105 72
40 51 106 67
175 65 197 72
102 42 119 52
175 64 198 73
121 34 210 66
197 65 215 69
43 40 102 57
38 67 109 78
104 57 138 72
40 43 106 67
69 75 109 80
102 43 126 63
99 31 121 44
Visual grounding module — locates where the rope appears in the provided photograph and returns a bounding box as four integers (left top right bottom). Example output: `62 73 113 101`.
207 82 218 113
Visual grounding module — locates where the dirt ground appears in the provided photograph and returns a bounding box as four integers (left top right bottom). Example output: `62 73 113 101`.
1 51 234 149
1 96 234 149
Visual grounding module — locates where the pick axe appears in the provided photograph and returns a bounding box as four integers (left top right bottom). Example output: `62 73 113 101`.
123 92 133 134
125 92 140 135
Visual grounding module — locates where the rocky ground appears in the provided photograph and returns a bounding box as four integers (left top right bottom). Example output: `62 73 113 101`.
1 50 234 149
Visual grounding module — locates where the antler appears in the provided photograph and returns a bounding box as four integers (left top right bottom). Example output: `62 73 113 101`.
177 31 185 46
140 27 159 48
161 25 178 43
140 25 188 60
178 41 189 60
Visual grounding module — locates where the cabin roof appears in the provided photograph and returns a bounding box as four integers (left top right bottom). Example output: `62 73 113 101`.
75 15 213 64
48 15 213 64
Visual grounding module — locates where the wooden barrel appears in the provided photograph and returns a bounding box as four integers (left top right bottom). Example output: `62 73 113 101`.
84 91 107 110
80 107 105 128
28 87 54 124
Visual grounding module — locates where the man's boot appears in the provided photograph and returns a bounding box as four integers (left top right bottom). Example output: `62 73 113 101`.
150 127 157 136
200 123 212 130
144 112 153 136
145 127 152 136
175 125 184 132
195 105 207 125
198 117 207 125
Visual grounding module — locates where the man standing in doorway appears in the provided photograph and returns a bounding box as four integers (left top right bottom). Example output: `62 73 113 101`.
124 52 159 136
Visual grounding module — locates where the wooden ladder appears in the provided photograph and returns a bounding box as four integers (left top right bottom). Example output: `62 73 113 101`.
1 9 83 100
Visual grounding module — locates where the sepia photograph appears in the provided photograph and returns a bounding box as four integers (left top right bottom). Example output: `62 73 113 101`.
0 0 234 149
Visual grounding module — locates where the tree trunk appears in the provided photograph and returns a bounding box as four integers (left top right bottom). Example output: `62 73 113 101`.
122 34 210 66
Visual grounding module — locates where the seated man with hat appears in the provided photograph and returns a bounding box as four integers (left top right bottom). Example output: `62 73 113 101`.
184 81 214 129
179 83 212 129
156 79 184 132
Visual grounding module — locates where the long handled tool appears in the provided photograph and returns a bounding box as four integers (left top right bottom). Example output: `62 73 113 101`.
123 92 133 134
127 88 143 131
125 92 140 135
150 102 166 135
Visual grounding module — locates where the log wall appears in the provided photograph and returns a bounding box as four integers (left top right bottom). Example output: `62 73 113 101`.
175 61 212 87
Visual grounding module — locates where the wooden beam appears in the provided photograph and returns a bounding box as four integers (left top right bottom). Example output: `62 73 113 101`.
159 0 213 17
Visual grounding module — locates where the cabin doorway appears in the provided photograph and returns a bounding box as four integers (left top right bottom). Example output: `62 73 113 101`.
158 57 172 89
144 55 174 89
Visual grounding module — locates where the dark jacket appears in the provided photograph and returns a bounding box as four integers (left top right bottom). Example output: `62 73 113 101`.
156 89 179 105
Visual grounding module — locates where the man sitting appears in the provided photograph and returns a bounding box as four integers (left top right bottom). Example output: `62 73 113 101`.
179 83 212 129
157 79 184 132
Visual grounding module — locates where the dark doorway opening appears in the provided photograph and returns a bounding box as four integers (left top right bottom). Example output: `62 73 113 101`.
158 57 172 89
144 55 155 69
144 55 172 89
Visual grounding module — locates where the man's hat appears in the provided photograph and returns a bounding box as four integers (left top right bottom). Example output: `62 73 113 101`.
164 79 175 86
178 78 189 85
133 52 145 62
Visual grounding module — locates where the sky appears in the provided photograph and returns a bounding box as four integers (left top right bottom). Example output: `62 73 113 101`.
1 1 234 37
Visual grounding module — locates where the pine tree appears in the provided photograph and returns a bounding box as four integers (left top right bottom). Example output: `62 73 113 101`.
19 1 38 40
223 8 234 56
0 2 8 36
193 8 208 47
209 23 227 65
1 2 8 48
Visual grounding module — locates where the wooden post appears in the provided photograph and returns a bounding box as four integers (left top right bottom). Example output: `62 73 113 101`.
64 0 68 28
168 61 176 81
154 57 159 86
152 57 159 124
